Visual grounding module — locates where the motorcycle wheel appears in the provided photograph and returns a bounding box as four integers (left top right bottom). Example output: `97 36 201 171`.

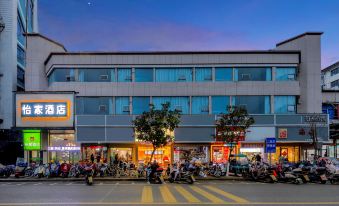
38 173 43 178
330 179 335 184
15 174 19 178
321 180 327 184
186 177 194 184
168 177 174 183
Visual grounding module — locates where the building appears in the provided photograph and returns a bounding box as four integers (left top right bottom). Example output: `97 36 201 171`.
322 61 339 90
18 32 329 165
0 0 38 164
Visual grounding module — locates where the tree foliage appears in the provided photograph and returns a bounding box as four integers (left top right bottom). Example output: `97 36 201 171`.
133 103 181 163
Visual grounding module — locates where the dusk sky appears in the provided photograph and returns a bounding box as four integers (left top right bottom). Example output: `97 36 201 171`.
39 0 339 68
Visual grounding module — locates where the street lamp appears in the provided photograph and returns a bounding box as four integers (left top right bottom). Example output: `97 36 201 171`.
0 17 5 33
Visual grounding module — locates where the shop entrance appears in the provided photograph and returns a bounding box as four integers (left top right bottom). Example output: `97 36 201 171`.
110 148 133 163
82 145 108 163
137 144 171 167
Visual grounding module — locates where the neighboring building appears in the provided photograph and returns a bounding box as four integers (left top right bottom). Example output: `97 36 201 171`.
18 32 328 165
322 61 339 90
0 0 38 164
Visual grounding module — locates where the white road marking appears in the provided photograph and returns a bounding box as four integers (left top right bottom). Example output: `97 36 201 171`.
33 183 42 185
49 183 57 185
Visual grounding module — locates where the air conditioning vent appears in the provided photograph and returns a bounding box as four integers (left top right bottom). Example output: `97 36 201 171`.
66 75 75 82
123 105 130 112
100 75 109 80
241 74 250 80
99 105 106 111
178 75 186 81
287 105 296 112
201 106 209 112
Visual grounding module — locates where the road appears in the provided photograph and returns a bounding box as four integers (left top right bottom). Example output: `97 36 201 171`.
0 180 338 206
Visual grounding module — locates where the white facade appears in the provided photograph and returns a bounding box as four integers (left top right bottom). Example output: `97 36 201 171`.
322 62 339 90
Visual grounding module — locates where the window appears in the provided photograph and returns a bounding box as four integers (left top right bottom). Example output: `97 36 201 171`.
215 68 233 81
155 68 192 82
192 96 209 114
78 69 113 82
276 67 296 81
331 80 339 88
153 97 189 114
235 68 271 81
212 96 230 114
135 68 153 82
27 0 34 32
19 0 26 17
274 96 296 114
76 97 113 115
17 45 26 66
17 16 26 45
117 68 132 82
17 66 25 88
115 97 130 114
234 96 270 114
48 68 75 84
331 68 339 76
195 68 212 82
132 97 150 114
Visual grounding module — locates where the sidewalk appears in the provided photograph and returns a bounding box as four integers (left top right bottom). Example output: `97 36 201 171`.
0 176 243 182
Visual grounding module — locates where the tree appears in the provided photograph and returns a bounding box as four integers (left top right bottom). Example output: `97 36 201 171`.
133 103 181 163
306 114 327 161
215 106 254 175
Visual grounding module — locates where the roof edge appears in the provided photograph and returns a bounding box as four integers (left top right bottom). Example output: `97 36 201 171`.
24 33 67 52
322 61 339 72
276 32 323 47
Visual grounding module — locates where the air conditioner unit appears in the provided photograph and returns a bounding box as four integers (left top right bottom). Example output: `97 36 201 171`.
241 74 250 80
100 75 109 80
201 106 209 112
99 105 106 111
178 75 186 81
174 105 182 112
287 105 296 112
123 105 130 112
204 75 212 80
287 74 295 80
66 75 75 82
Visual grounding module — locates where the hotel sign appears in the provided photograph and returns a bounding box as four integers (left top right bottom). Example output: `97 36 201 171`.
16 93 74 128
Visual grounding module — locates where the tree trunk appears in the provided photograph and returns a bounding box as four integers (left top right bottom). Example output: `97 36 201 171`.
149 146 157 164
226 146 233 176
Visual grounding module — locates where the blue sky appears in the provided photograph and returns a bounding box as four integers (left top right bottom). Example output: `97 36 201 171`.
39 0 339 68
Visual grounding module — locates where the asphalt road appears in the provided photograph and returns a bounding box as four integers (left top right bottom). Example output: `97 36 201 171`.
0 180 338 206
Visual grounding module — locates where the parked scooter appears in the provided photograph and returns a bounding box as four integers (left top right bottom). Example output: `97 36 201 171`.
84 163 95 185
307 165 328 184
168 168 195 184
15 162 33 178
275 164 303 184
0 164 15 178
249 162 277 183
60 162 71 178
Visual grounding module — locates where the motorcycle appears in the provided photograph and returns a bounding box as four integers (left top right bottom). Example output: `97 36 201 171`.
249 162 277 183
49 163 60 178
0 164 15 178
307 166 328 184
168 168 195 184
60 162 71 178
84 163 95 185
148 167 165 184
275 164 303 184
35 164 46 178
15 162 33 178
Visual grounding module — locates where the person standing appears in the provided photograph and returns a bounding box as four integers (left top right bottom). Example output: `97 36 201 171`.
90 154 94 163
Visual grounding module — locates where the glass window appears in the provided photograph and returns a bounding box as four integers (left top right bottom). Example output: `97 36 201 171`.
215 68 233 81
212 96 230 114
135 68 153 82
195 68 212 82
274 96 296 114
155 68 192 82
76 97 113 115
234 96 270 114
115 97 130 114
132 97 150 114
153 97 189 114
17 16 26 46
78 69 113 82
17 45 26 66
331 80 339 88
331 68 339 76
48 68 75 83
235 68 271 81
17 66 25 88
117 68 132 82
19 0 26 18
27 0 34 32
276 67 296 81
192 96 209 114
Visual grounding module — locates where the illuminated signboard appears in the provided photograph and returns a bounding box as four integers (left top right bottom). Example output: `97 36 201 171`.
16 93 74 128
23 130 41 150
48 146 80 151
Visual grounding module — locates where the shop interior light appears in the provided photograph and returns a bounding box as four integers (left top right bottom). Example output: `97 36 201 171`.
240 148 261 153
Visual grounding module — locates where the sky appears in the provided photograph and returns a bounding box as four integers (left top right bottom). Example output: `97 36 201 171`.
38 0 339 69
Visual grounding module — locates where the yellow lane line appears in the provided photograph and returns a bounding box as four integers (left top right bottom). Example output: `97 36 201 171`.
190 185 224 203
174 185 201 203
141 186 153 203
204 185 249 203
1 202 339 205
159 185 177 203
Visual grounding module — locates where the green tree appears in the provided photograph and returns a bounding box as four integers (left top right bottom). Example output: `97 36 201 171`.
215 106 254 175
133 103 181 163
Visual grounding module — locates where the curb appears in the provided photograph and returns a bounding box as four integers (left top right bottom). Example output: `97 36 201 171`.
0 177 243 182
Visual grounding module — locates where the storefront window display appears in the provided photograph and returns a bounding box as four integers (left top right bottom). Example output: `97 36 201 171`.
137 144 171 166
274 146 300 163
211 143 240 163
48 133 80 164
110 148 133 164
173 145 209 163
82 145 108 163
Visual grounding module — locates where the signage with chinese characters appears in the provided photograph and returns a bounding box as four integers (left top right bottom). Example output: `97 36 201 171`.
48 146 80 151
265 137 276 153
304 115 327 123
278 128 288 139
16 93 74 128
23 130 41 150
